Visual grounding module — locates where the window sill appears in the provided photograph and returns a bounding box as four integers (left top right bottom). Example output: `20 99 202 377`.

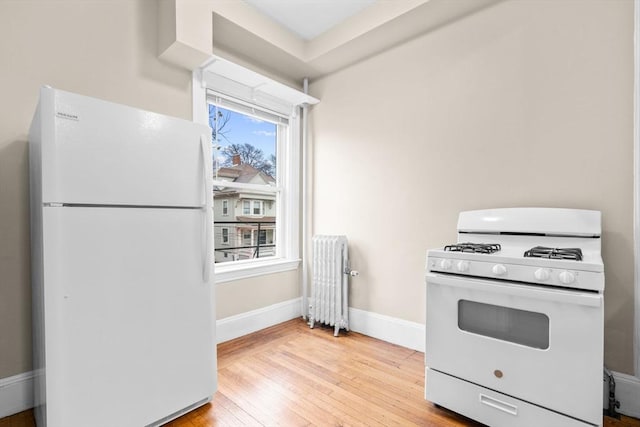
214 258 300 284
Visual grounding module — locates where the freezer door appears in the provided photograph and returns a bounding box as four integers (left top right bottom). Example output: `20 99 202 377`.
41 206 216 427
38 87 211 207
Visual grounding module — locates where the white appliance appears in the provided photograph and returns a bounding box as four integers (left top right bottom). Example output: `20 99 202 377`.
29 87 216 427
425 208 604 427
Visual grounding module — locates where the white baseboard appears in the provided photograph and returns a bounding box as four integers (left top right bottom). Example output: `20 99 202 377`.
348 307 425 352
611 371 640 418
216 297 302 344
4 305 637 421
0 371 35 419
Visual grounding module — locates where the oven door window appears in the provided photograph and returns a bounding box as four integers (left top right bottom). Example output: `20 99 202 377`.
458 300 549 349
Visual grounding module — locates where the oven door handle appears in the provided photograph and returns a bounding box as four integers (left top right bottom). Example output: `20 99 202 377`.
427 273 602 307
479 394 518 416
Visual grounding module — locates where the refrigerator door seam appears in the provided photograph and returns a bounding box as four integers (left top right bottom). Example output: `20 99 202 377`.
201 134 213 283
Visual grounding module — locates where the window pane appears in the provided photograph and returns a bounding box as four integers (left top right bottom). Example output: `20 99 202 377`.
208 104 277 181
253 200 262 215
458 300 549 349
214 204 277 264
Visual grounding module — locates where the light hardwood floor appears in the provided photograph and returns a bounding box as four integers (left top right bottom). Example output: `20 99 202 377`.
2 318 639 426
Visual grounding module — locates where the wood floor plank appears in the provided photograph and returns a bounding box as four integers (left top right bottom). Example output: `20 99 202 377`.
253 350 388 427
280 347 427 423
3 318 640 427
212 393 262 426
254 351 388 427
231 361 342 426
216 368 285 426
270 346 468 426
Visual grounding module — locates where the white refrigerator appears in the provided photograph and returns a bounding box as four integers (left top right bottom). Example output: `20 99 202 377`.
29 87 216 427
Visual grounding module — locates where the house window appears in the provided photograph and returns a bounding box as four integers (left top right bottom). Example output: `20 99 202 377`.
240 200 265 216
221 227 229 245
221 200 229 216
252 200 263 216
194 60 312 283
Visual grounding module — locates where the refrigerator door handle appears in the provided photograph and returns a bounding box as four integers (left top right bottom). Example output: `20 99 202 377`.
201 134 213 283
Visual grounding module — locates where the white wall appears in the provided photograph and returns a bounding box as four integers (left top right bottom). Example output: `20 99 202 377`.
309 0 635 374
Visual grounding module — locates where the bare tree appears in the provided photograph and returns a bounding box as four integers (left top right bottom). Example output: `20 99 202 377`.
209 105 231 144
222 143 275 177
269 153 276 177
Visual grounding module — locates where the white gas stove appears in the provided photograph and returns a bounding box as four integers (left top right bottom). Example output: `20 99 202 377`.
425 208 604 427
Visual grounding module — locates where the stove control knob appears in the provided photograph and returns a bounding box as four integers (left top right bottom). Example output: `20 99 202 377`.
559 271 576 285
456 261 470 272
534 268 550 281
492 264 507 276
439 259 452 270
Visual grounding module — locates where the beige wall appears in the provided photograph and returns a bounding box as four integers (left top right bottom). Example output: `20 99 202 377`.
309 0 635 374
216 270 299 319
0 0 299 380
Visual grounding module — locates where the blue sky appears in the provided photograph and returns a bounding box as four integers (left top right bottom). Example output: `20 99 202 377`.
208 105 277 164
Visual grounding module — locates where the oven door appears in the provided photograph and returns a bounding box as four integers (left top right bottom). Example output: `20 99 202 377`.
425 273 603 425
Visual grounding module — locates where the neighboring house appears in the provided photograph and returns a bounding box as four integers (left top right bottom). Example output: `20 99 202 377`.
213 155 276 262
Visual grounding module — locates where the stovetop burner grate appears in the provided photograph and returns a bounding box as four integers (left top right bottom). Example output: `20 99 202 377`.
523 246 583 261
444 243 501 254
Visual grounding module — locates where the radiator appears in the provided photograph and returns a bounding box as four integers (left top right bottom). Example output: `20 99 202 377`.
309 235 350 336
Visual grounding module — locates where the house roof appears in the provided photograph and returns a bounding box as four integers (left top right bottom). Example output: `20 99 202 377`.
217 163 275 185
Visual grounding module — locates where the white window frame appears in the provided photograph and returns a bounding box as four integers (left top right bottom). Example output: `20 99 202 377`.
242 200 250 215
221 227 230 245
221 199 229 216
193 68 302 284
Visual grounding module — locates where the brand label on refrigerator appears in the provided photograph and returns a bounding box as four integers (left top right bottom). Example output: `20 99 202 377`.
56 111 79 121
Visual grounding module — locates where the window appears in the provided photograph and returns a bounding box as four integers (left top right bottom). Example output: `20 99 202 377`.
221 227 229 245
241 200 265 216
193 59 316 282
209 101 280 264
253 200 263 216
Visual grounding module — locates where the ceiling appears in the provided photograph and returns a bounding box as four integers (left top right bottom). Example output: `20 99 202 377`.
243 0 377 41
208 0 504 84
